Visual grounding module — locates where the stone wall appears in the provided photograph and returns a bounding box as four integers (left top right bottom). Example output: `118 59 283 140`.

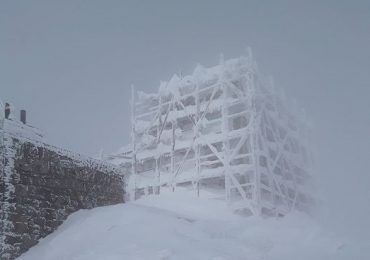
0 134 125 260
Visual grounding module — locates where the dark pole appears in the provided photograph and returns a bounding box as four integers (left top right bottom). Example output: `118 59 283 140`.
5 103 10 119
20 110 26 124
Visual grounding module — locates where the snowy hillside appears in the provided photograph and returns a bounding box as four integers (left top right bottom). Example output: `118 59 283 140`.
18 188 357 260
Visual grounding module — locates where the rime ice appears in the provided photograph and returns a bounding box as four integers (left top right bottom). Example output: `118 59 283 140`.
116 54 314 217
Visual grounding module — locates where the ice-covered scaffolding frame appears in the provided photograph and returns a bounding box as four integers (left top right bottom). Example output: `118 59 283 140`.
130 53 314 216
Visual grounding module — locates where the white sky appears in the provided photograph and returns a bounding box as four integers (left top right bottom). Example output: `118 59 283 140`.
1 0 370 241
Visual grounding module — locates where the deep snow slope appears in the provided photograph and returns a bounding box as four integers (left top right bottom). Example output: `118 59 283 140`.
18 188 362 260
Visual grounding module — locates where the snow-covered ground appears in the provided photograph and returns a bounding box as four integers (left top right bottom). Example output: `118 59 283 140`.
18 188 365 260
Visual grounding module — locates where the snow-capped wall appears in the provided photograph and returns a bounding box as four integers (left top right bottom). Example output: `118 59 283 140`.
0 119 125 260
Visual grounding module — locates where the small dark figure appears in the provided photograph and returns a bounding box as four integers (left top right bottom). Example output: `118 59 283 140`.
5 103 10 119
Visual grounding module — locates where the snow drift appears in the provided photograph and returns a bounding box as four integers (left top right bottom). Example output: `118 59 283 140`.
18 188 360 260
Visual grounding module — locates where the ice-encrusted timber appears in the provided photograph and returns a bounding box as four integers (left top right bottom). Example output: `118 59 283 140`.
109 52 314 217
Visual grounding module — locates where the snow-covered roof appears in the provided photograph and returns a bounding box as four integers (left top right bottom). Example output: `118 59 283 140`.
1 118 44 143
1 117 121 175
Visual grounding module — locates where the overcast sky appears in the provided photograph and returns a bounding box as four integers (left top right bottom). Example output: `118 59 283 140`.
1 0 370 241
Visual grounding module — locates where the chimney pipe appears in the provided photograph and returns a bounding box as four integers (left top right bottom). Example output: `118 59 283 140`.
20 110 26 124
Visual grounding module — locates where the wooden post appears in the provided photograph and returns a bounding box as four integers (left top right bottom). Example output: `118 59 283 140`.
170 101 176 192
130 85 137 200
155 94 162 195
195 81 201 196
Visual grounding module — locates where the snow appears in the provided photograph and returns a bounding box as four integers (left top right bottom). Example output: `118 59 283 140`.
17 187 360 260
0 122 18 253
2 118 44 143
0 119 120 175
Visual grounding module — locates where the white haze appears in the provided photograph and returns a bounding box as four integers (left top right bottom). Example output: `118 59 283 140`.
1 0 370 254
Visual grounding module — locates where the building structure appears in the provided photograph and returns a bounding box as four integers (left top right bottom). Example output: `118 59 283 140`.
128 53 313 216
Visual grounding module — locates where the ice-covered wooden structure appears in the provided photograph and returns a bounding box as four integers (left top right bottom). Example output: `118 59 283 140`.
130 53 313 216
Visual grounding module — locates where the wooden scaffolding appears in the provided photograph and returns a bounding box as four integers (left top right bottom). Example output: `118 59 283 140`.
130 54 313 216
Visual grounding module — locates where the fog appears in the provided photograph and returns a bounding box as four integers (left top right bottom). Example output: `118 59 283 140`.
1 0 369 245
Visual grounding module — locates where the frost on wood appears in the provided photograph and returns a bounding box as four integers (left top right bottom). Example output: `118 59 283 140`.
124 54 314 217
